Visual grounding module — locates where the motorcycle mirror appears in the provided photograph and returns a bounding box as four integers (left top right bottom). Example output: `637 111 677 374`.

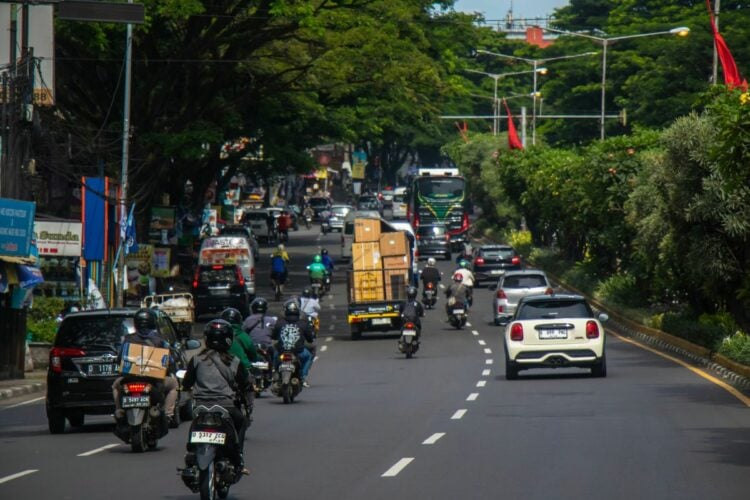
185 339 202 350
176 369 187 380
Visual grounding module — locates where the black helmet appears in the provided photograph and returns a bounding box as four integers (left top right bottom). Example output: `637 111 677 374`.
134 308 157 332
283 300 301 319
220 307 243 325
321 248 328 255
302 287 312 298
407 286 418 300
204 319 234 352
251 297 268 314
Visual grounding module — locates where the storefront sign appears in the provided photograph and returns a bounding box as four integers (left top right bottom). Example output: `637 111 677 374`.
34 220 82 257
0 198 35 257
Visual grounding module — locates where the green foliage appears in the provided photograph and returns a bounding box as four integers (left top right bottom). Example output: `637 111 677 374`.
718 331 750 366
506 230 532 260
660 312 727 351
594 272 646 308
28 297 64 344
560 260 600 296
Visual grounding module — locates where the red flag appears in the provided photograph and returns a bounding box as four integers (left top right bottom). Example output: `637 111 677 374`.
503 99 524 150
706 0 747 89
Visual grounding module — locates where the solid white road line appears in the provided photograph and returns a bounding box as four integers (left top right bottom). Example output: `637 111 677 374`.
325 337 333 342
422 432 446 445
483 348 492 354
77 443 120 457
320 345 328 352
0 469 38 484
466 393 479 401
451 409 467 420
485 359 493 365
382 458 414 477
472 330 479 336
478 340 486 346
3 396 44 410
482 369 491 376
476 380 486 388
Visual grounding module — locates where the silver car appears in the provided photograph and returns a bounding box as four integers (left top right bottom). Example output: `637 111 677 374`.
322 205 352 233
489 269 552 325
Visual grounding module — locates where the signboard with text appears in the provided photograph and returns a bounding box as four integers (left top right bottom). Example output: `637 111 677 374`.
34 220 82 257
0 198 35 257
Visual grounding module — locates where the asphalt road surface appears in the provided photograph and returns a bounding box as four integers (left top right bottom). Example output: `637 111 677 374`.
1 224 748 499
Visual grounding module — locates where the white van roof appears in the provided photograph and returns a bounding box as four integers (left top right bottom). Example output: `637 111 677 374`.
200 236 251 250
344 210 380 221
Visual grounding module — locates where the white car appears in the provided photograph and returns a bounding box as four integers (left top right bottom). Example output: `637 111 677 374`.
242 209 272 240
503 294 608 379
391 187 407 219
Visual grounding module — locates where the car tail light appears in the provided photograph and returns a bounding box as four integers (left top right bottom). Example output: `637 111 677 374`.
461 212 469 232
495 289 507 299
586 320 600 339
124 382 151 394
497 304 504 313
192 268 200 289
415 234 421 240
414 249 420 258
236 267 245 287
280 352 294 362
404 322 415 329
251 267 255 279
49 347 86 374
413 213 420 228
544 287 554 295
510 323 523 341
511 256 521 266
475 257 485 265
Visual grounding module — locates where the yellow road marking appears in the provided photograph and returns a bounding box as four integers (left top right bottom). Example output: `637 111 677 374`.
610 331 750 408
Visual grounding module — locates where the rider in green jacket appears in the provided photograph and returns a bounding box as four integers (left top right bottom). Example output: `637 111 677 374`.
307 254 328 280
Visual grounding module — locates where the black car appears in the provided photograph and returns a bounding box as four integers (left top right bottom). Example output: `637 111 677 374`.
307 197 332 220
416 223 451 261
192 264 251 317
471 244 522 285
46 308 194 434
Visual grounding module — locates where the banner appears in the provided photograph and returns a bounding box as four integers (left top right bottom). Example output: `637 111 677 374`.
82 177 106 260
16 264 44 289
0 197 36 257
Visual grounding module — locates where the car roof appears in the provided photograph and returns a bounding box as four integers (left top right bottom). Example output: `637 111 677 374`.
500 269 547 277
331 204 352 209
345 210 380 220
479 244 513 250
519 293 584 304
63 308 140 319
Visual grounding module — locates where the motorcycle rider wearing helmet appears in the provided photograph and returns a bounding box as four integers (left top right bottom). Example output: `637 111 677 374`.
270 244 289 290
320 248 334 276
453 259 475 306
222 308 259 415
300 287 321 319
399 286 425 339
112 308 180 428
445 273 470 316
272 300 315 387
242 297 277 349
182 320 251 474
307 254 328 284
420 258 442 289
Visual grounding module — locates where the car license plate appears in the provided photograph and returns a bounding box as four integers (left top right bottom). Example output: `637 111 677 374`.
209 288 230 296
121 395 151 408
87 363 116 376
453 309 465 314
372 318 390 325
190 431 226 445
539 329 568 339
490 269 505 275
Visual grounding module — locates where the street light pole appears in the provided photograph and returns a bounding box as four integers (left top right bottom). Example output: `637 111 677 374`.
600 40 608 140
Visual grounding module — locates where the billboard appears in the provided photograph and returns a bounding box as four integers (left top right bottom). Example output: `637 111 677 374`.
34 220 82 257
0 198 36 258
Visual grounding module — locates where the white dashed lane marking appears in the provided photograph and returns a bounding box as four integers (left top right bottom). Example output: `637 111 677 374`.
320 345 328 352
482 369 491 376
325 337 333 342
439 284 445 289
472 330 479 336
422 433 446 445
476 381 486 388
485 359 493 365
77 443 120 457
451 409 467 420
483 348 492 354
382 458 414 477
0 469 38 484
466 393 479 401
478 340 486 346
466 322 472 327
313 356 319 362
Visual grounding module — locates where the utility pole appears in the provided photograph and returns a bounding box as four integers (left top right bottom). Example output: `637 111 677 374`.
712 0 720 84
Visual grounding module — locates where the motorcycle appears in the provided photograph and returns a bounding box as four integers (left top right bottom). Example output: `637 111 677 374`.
113 378 169 452
179 405 243 500
310 278 324 299
271 351 303 404
422 282 437 309
447 300 468 329
250 346 273 397
398 320 420 359
323 273 332 293
305 215 312 229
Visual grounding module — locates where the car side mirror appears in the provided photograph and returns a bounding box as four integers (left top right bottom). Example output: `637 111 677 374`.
185 339 201 350
598 313 609 323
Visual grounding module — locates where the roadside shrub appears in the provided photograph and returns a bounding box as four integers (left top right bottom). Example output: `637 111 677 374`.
718 332 750 366
528 247 568 276
27 296 64 344
560 260 600 295
660 312 726 351
595 273 647 308
506 229 532 260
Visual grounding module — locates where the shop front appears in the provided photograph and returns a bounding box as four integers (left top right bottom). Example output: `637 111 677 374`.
34 219 82 303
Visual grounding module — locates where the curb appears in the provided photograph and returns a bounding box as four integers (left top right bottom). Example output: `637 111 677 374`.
0 381 45 401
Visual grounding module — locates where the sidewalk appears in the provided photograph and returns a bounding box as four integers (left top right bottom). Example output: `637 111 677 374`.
0 369 46 401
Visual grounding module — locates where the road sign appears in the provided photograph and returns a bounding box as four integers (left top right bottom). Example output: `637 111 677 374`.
0 198 35 258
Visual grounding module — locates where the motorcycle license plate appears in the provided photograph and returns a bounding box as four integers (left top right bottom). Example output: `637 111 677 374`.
121 396 151 408
251 362 269 370
280 363 294 372
453 309 465 314
190 431 226 445
402 330 417 337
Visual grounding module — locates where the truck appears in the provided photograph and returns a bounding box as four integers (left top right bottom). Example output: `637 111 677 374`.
141 292 194 339
347 218 414 340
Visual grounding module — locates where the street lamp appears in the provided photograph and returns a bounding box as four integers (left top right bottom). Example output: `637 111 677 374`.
544 26 690 140
476 50 597 144
464 67 548 136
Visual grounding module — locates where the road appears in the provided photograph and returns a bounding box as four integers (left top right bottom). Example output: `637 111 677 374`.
1 224 748 499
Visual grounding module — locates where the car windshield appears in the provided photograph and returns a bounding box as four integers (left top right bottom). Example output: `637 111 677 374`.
199 267 237 282
56 316 133 349
415 177 465 200
481 248 515 259
309 198 329 208
517 300 592 320
418 225 446 236
503 275 548 288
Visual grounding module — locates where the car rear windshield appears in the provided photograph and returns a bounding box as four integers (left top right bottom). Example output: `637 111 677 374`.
418 225 446 236
393 195 405 203
244 212 267 221
503 275 548 288
481 248 515 259
199 267 237 283
517 300 592 320
56 316 133 348
309 198 329 208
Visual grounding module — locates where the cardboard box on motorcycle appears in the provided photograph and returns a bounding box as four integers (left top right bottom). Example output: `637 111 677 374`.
119 343 170 379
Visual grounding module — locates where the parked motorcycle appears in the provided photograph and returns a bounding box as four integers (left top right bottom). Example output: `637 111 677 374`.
422 282 437 309
271 351 303 404
398 320 420 359
250 347 273 397
447 301 468 329
113 378 169 452
179 405 244 500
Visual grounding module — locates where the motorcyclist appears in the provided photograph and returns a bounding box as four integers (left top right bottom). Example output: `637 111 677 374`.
453 259 475 306
270 244 289 291
303 205 315 224
307 254 328 292
112 308 179 428
399 286 425 340
277 211 292 241
420 257 442 290
445 273 470 316
300 288 321 319
182 320 251 475
242 297 277 349
221 308 259 417
272 300 315 388
320 248 334 276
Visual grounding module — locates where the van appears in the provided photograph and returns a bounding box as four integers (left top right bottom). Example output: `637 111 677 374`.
392 187 408 219
340 210 380 261
198 236 256 297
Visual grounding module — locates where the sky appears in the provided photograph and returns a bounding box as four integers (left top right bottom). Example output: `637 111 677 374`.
452 0 570 22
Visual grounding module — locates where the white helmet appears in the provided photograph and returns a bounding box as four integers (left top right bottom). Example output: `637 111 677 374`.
427 258 436 266
277 243 285 252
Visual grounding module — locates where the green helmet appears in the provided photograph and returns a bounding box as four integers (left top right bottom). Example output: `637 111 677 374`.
459 259 469 269
313 255 322 263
